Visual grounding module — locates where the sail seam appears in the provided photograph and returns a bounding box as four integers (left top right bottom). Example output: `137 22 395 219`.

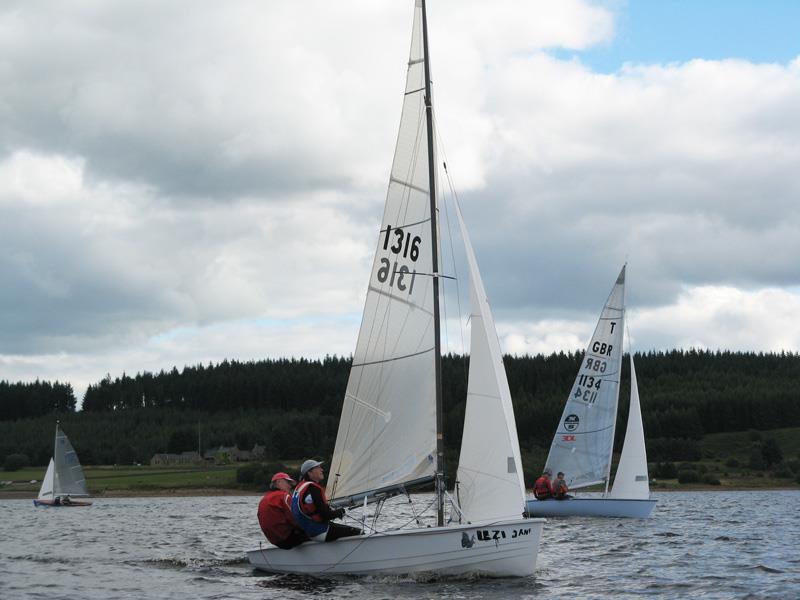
352 346 434 368
467 391 501 401
379 215 431 231
366 285 436 314
556 424 614 435
389 176 428 195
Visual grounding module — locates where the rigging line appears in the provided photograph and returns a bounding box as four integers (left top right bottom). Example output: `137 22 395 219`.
321 536 371 573
433 114 466 354
433 114 468 378
385 495 438 531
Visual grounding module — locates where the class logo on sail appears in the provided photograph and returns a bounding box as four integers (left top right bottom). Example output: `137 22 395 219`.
563 414 580 432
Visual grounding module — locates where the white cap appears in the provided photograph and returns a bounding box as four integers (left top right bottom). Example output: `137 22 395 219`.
300 459 324 477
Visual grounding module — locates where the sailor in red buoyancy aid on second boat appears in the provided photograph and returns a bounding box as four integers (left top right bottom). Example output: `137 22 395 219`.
533 467 555 500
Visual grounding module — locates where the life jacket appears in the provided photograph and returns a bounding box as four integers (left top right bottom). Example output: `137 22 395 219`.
291 480 329 537
554 479 569 498
257 490 299 545
534 476 553 500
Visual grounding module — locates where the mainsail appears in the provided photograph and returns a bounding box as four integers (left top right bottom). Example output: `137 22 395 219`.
454 201 527 522
53 424 89 497
545 266 626 490
329 1 437 502
609 354 651 499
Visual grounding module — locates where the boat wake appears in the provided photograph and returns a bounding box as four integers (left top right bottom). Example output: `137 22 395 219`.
139 556 247 570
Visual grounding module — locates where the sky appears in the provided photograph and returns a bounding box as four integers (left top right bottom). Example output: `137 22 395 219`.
1 0 799 403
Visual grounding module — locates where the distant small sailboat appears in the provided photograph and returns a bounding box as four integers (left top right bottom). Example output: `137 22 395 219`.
34 422 92 507
526 266 656 518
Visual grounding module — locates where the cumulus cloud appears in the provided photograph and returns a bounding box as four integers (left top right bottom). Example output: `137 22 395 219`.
1 0 799 400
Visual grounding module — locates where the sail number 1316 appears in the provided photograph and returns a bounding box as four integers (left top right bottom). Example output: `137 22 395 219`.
377 224 421 295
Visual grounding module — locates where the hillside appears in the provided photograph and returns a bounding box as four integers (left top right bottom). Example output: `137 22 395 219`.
1 351 799 488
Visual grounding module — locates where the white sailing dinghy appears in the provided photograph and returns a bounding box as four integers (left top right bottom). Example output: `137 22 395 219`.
525 266 656 518
34 422 92 507
247 0 543 576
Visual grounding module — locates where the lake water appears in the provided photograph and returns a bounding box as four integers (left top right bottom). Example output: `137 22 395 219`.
1 491 798 599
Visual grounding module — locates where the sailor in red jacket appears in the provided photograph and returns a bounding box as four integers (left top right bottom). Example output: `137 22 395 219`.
257 472 309 549
533 467 555 500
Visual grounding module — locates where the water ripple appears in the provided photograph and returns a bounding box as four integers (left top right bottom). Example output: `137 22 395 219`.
0 490 798 599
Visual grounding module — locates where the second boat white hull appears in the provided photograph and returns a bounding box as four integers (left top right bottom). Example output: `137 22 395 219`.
525 497 656 518
247 517 544 577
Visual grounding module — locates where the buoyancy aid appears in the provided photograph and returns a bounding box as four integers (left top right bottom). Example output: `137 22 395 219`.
291 480 329 537
257 490 298 545
534 476 553 500
554 479 569 498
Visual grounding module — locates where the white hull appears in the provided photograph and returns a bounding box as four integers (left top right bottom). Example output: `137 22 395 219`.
526 497 656 518
248 517 544 577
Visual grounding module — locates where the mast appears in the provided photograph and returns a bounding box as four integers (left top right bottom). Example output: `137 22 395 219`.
420 0 444 527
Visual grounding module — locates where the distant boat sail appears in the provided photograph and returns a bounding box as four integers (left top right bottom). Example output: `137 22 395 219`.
34 422 92 507
526 266 656 518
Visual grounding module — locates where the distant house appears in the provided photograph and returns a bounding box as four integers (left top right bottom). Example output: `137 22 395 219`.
203 445 240 464
202 444 264 464
150 451 202 466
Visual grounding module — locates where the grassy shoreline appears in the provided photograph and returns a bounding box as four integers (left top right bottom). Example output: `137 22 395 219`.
0 479 800 500
3 426 798 499
2 484 797 500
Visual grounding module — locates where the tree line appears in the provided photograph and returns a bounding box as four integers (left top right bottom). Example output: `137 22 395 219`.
1 350 798 469
0 380 76 420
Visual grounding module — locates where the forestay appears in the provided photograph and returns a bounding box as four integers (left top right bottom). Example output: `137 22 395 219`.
454 201 527 522
54 426 89 497
545 266 626 490
609 354 650 499
329 1 437 502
